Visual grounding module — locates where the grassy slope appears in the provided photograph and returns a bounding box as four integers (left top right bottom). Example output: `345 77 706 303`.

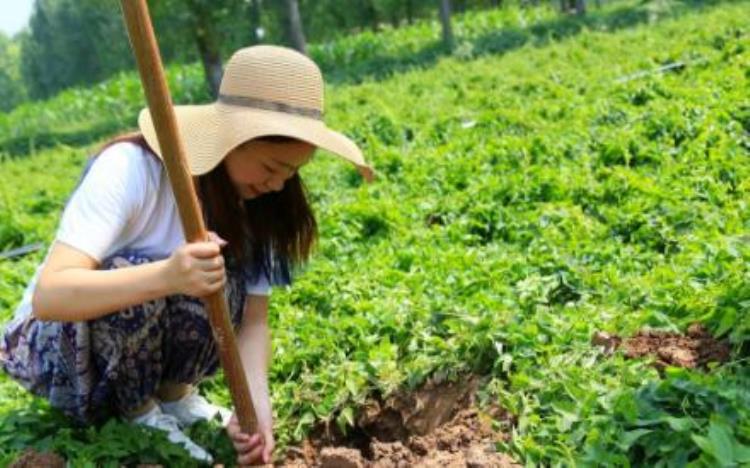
1 0 749 465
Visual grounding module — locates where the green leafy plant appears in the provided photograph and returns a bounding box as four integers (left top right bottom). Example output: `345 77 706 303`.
0 0 748 465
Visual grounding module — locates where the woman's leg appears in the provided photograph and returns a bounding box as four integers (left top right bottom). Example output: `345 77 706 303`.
153 268 247 426
157 264 247 388
89 287 169 415
156 381 192 402
122 398 158 418
90 252 214 462
153 293 238 426
91 251 246 420
88 252 172 416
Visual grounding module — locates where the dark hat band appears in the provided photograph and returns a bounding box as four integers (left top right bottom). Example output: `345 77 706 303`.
218 93 323 121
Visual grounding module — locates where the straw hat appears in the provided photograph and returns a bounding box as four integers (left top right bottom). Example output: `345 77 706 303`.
138 45 373 181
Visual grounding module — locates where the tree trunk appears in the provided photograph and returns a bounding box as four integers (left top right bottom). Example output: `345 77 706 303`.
185 0 223 99
366 0 379 32
406 0 414 24
248 0 263 44
575 0 587 15
438 0 454 50
194 25 223 98
284 0 307 54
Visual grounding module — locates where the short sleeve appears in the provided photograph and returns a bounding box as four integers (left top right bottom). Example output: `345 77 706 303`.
246 272 271 296
56 143 147 262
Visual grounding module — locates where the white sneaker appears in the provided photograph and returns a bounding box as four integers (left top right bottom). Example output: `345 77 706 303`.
130 404 214 464
160 389 233 427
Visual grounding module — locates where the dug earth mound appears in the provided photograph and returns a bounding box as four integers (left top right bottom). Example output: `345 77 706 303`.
282 375 519 468
592 323 731 370
9 449 65 468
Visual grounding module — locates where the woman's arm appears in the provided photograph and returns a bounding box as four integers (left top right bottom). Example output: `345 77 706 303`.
32 242 170 322
32 239 226 322
229 294 275 465
238 295 273 423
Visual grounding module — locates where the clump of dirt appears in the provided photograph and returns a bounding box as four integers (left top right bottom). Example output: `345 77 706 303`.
282 375 519 467
592 323 731 370
10 449 65 468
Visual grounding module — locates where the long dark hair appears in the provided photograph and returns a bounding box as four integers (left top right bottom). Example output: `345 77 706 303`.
96 132 318 285
197 141 317 285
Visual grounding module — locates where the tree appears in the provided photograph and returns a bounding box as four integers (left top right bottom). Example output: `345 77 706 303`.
405 0 415 24
186 0 225 97
559 0 586 15
0 33 27 111
149 0 250 99
20 0 134 99
575 0 587 15
284 0 307 54
373 0 403 29
18 0 242 100
363 0 380 31
14 0 508 102
247 0 264 44
438 0 454 49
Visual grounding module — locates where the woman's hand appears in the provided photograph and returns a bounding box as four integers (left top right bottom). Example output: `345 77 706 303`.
163 231 227 297
226 412 275 466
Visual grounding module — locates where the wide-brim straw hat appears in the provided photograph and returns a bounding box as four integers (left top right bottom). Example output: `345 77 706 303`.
138 45 373 181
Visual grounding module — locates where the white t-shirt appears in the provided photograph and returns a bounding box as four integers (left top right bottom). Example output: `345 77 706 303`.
12 141 269 321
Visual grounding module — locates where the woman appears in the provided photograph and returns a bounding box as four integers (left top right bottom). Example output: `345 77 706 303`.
0 45 373 466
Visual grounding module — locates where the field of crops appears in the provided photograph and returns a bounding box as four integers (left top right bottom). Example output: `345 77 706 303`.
1 0 749 466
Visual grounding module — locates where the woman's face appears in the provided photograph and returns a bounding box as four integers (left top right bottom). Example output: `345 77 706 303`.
223 138 316 199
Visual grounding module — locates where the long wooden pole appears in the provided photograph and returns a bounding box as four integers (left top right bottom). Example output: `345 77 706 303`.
119 0 258 436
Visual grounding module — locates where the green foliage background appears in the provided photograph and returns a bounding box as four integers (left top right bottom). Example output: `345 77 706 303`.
1 0 749 466
1 0 477 107
0 34 26 113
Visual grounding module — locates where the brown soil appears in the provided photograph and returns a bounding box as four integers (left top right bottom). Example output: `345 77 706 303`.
592 323 731 370
9 449 65 468
281 375 519 467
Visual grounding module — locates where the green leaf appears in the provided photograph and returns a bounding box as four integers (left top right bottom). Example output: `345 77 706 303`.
704 420 737 466
734 443 750 463
619 429 652 450
664 416 694 432
692 435 715 459
336 406 355 435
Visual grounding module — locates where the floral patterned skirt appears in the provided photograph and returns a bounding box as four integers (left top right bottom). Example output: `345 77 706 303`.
0 251 246 424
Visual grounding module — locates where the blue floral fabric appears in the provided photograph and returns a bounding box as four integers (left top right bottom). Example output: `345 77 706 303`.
0 251 247 424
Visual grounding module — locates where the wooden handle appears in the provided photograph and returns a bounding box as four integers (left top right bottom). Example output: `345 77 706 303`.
119 0 258 436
